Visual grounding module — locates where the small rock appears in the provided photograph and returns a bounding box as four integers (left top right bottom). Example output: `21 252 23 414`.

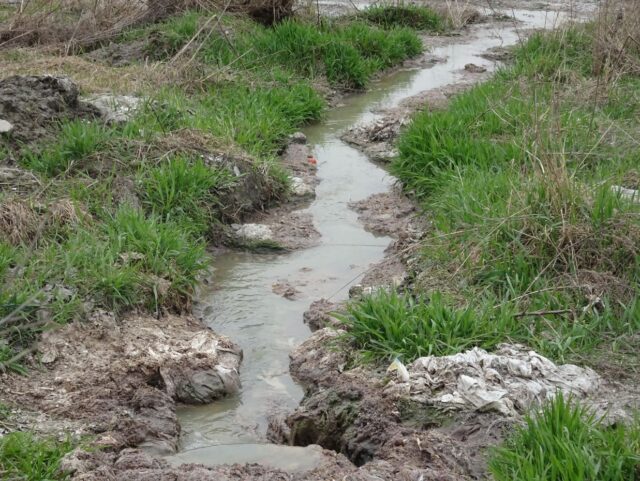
231 223 274 242
40 349 58 364
0 119 13 134
464 63 487 73
272 280 301 300
174 369 239 404
612 185 639 203
291 177 315 197
288 132 307 144
83 94 142 123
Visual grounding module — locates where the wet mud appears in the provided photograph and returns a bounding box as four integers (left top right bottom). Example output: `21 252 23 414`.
0 310 242 454
0 1 616 480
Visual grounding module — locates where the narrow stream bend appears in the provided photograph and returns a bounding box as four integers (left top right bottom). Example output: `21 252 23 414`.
169 9 565 470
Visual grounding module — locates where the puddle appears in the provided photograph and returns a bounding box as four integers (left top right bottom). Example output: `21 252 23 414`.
166 444 326 473
174 8 568 467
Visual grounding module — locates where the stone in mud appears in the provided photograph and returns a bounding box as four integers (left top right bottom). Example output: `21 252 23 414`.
83 94 142 124
464 63 487 73
288 131 308 144
303 299 339 331
291 176 315 197
0 119 13 134
272 280 300 300
230 223 275 243
172 366 241 404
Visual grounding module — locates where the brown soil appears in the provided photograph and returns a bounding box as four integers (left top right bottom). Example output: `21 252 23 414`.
0 75 99 151
0 310 242 455
271 328 509 480
225 133 321 250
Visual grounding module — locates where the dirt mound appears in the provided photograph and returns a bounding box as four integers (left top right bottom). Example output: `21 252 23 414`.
0 310 242 454
278 328 492 479
0 75 98 150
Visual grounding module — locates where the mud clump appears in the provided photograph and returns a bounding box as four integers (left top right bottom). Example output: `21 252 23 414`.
279 329 483 479
0 75 98 150
303 299 340 331
0 310 242 454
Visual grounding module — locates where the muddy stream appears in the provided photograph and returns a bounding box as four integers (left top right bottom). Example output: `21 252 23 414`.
167 9 563 471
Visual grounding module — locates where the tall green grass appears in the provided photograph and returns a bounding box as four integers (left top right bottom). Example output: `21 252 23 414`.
338 291 517 362
141 155 235 235
358 5 446 32
389 24 640 363
0 432 74 481
151 14 423 89
489 393 640 481
21 121 115 176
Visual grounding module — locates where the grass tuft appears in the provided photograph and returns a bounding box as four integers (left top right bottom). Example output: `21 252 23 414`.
0 432 74 481
141 155 235 236
337 291 517 363
489 393 640 481
359 5 446 32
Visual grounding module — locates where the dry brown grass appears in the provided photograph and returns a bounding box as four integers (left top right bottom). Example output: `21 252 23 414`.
47 198 86 227
0 198 38 245
0 0 293 50
592 0 640 80
0 0 150 49
0 48 186 94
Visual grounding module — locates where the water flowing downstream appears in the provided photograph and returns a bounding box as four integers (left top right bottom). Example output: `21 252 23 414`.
170 9 564 468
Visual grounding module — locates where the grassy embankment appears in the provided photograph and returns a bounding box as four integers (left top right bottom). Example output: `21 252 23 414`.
0 7 437 370
343 16 640 366
339 5 640 480
0 5 444 478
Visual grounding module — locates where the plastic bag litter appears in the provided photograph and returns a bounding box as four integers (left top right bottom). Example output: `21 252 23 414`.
387 358 410 382
390 344 601 416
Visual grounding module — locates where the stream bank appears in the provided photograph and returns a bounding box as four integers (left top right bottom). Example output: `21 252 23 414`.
2 0 625 479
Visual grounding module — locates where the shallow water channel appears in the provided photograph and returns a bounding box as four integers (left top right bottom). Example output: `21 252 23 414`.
169 9 564 470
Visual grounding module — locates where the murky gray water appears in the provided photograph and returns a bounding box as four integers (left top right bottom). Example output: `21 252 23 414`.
171 9 565 469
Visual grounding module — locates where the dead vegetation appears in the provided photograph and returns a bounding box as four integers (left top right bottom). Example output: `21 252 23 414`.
592 0 640 78
0 0 295 51
0 198 38 245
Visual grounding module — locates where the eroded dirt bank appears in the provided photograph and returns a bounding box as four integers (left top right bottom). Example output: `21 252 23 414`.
2 0 625 479
1 310 242 454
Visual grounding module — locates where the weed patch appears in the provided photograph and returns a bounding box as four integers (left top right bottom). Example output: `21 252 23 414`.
140 155 235 235
359 5 446 32
148 14 424 89
338 291 517 363
388 22 640 364
489 393 640 481
0 432 74 481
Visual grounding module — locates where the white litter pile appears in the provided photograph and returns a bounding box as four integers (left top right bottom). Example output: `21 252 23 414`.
84 94 142 123
388 344 601 416
230 223 274 242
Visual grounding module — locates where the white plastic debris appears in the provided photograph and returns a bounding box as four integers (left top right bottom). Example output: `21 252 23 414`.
396 344 601 416
387 358 410 382
230 223 274 242
291 177 315 197
84 95 142 123
612 185 639 203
